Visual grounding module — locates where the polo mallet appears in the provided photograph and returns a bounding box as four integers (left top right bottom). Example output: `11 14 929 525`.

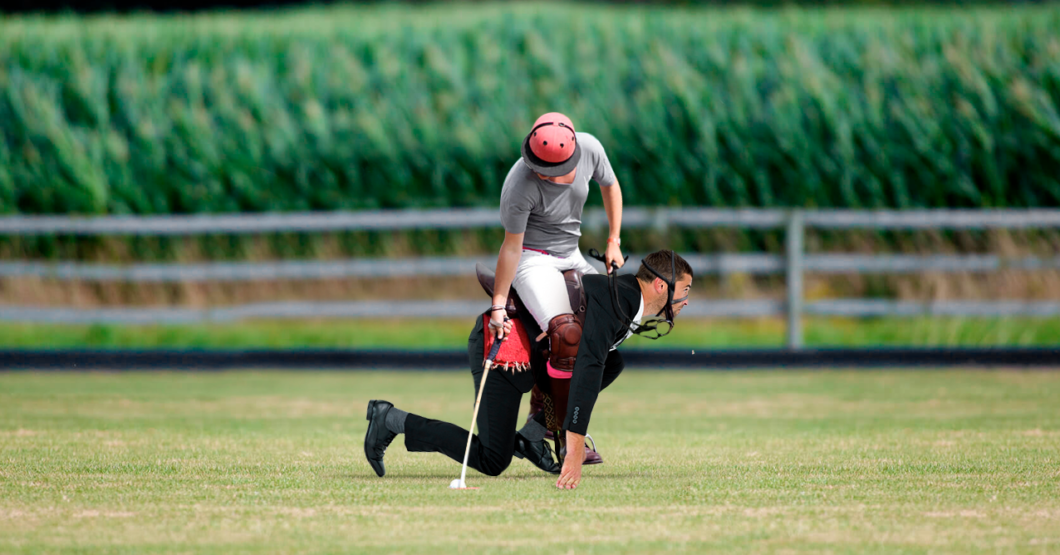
449 333 504 490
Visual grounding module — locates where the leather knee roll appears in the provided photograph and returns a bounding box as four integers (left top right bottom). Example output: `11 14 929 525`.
546 314 582 372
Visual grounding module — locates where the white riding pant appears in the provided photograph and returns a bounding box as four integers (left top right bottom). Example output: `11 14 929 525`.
511 248 600 333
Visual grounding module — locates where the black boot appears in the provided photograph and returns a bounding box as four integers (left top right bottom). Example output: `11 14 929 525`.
364 400 398 477
513 432 560 474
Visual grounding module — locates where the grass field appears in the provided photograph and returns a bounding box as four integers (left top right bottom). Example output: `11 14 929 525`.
2 370 1059 554
3 316 1060 349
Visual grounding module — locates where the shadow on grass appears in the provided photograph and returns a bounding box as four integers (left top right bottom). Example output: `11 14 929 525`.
340 472 650 482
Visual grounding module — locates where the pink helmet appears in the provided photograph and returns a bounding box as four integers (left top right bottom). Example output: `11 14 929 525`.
521 112 581 177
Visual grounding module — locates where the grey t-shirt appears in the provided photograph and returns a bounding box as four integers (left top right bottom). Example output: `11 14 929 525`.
499 132 617 257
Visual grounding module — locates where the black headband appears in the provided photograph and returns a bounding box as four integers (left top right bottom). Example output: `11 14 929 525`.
530 121 577 141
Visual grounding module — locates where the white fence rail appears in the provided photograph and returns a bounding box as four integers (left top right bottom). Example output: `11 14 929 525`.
3 208 1060 348
6 207 1060 235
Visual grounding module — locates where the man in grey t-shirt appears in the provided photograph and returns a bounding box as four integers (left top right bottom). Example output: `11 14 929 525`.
499 131 616 258
489 112 626 471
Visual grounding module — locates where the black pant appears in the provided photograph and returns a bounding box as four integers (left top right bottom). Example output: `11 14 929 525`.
403 315 625 477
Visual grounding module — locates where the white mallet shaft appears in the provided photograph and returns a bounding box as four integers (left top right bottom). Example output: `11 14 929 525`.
458 338 503 486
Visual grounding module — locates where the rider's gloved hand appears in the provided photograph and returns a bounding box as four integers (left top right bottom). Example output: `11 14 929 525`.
488 307 511 340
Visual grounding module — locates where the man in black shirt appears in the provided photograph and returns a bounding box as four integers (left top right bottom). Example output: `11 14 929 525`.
364 250 694 490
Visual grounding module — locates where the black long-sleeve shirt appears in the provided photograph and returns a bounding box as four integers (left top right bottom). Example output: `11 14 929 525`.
564 273 643 435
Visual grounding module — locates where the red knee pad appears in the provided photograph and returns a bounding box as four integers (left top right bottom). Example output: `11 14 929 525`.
482 314 532 371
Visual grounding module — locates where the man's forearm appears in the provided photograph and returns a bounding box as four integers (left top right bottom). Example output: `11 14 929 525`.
565 359 604 435
565 430 586 462
601 180 623 239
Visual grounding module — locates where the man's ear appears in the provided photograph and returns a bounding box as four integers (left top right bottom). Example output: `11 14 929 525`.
654 277 667 294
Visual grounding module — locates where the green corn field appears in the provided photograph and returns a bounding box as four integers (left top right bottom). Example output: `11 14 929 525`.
1 3 1059 219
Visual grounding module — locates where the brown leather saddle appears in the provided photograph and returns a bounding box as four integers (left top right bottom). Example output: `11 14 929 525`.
474 263 587 329
476 263 592 453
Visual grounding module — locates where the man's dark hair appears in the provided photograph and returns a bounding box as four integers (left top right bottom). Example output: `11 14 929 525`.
636 251 693 284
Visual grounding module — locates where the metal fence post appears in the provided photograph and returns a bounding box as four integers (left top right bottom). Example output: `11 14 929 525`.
786 210 804 350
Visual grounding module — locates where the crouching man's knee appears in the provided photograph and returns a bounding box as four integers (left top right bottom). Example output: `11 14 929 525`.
478 452 512 477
